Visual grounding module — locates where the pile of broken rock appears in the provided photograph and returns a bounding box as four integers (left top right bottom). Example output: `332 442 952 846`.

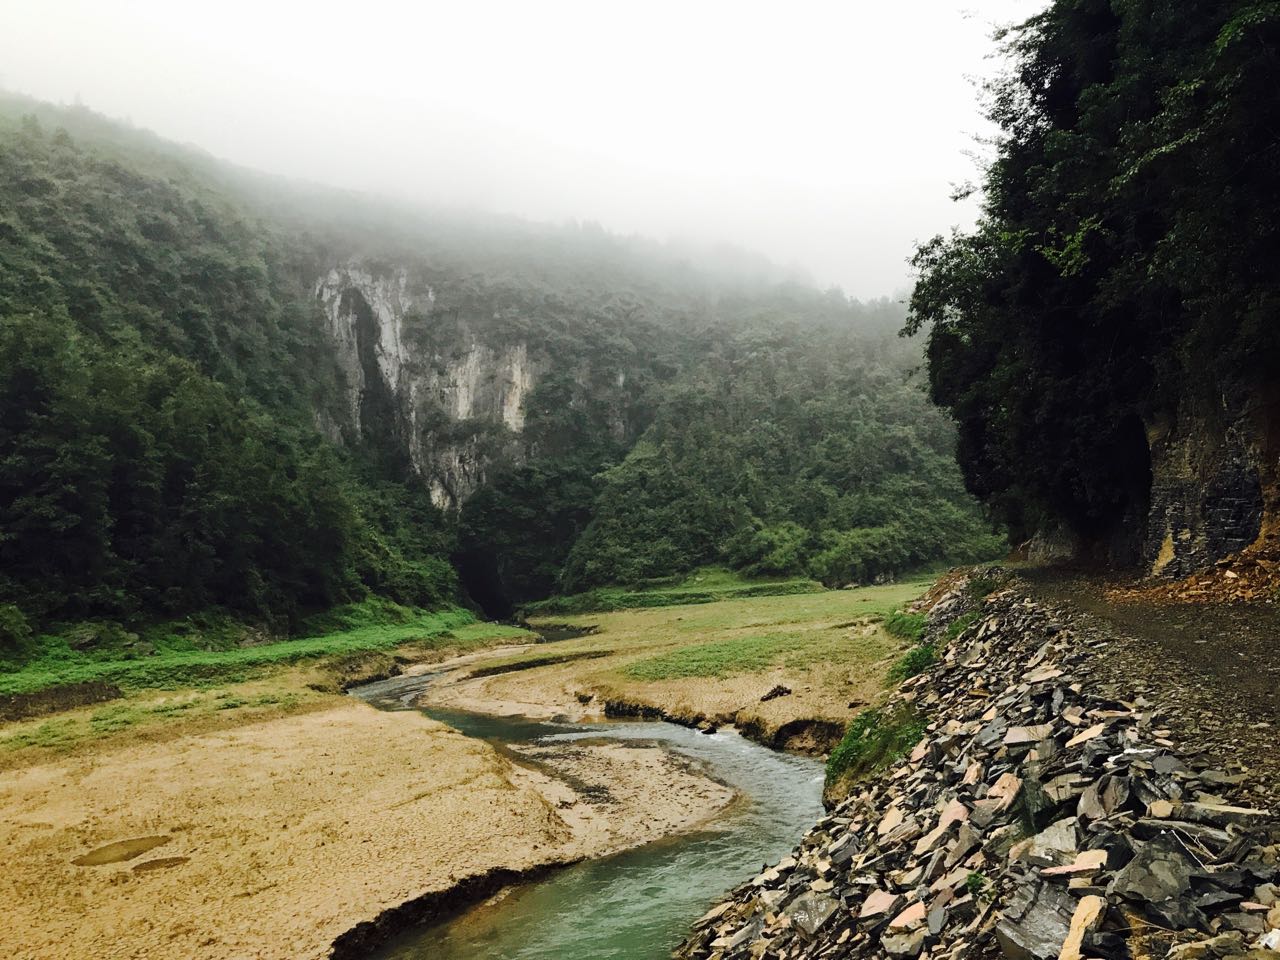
676 581 1280 960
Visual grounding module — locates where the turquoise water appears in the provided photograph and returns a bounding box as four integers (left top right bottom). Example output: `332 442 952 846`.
350 672 824 960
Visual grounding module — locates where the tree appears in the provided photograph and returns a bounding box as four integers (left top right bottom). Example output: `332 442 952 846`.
907 0 1280 554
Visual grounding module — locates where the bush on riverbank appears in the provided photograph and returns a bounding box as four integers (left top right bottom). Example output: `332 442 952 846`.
882 609 926 643
824 705 925 802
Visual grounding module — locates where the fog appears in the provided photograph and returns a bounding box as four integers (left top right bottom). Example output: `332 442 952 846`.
1 0 1044 298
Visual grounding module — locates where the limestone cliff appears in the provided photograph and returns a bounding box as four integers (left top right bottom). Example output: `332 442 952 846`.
314 261 637 509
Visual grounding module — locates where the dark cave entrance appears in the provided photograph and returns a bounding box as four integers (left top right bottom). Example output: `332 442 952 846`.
454 549 516 621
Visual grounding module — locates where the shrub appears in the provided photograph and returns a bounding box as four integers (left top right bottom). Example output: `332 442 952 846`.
944 611 979 642
882 609 926 643
966 572 1002 600
889 643 937 681
824 705 925 792
966 871 992 900
0 603 31 649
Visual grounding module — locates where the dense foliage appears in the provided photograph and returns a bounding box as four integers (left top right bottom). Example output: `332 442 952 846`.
0 109 454 629
907 1 1280 550
0 93 1001 635
561 320 1003 591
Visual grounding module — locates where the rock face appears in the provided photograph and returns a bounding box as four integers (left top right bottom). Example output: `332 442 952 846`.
1143 395 1273 578
314 262 606 508
1020 389 1279 579
676 581 1280 960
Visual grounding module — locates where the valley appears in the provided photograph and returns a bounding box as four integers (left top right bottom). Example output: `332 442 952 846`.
4 2 1280 957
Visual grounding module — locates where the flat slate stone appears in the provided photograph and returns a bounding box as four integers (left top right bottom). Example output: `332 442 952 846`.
1006 724 1056 746
882 928 927 958
995 881 1077 960
1108 836 1194 903
784 891 837 938
860 888 903 918
1059 894 1106 960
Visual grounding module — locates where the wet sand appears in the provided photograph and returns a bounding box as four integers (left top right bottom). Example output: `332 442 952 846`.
1 699 733 960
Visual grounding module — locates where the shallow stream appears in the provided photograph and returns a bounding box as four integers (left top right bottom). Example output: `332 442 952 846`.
349 670 824 960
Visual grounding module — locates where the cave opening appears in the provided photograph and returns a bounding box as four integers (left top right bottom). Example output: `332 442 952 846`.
454 550 516 621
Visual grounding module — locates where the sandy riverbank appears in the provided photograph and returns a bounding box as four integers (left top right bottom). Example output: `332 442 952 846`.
414 586 924 754
2 583 924 959
418 625 895 751
1 698 733 960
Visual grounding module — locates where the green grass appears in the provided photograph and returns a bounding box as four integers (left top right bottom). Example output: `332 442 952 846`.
825 704 925 792
881 606 935 682
886 609 982 683
0 685 313 756
1 716 81 751
0 605 493 697
882 609 927 643
967 872 993 900
2 696 202 749
509 577 934 677
622 633 810 681
410 578 942 729
888 643 938 681
943 611 979 641
521 566 825 617
0 598 537 760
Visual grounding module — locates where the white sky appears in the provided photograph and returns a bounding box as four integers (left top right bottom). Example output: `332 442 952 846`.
0 0 1044 298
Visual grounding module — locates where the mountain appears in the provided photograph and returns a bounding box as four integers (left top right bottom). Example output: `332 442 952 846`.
0 92 999 633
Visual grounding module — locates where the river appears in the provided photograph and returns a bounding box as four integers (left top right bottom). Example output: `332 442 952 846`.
349 670 824 960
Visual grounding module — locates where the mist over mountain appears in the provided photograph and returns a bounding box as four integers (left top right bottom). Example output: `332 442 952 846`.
0 0 1038 298
0 93 999 630
8 8 1280 960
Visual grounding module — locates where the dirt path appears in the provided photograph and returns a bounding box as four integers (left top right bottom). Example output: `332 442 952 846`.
1 699 733 960
1020 569 1280 802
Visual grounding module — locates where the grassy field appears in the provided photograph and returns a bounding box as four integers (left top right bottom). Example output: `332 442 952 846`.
0 603 533 698
0 601 535 764
427 577 938 752
519 566 826 616
0 575 940 766
521 577 932 677
622 633 813 681
0 679 320 758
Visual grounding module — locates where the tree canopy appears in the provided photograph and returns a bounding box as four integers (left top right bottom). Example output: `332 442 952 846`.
0 107 452 628
558 320 1002 594
907 0 1280 554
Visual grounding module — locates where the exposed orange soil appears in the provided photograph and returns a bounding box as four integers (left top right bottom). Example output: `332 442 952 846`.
1105 534 1280 605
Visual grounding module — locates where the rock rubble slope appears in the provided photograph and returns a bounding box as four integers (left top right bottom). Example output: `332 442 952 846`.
676 578 1280 960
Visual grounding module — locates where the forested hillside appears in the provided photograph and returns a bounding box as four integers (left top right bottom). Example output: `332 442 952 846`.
559 319 1001 593
0 93 999 642
908 0 1279 571
0 107 456 636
